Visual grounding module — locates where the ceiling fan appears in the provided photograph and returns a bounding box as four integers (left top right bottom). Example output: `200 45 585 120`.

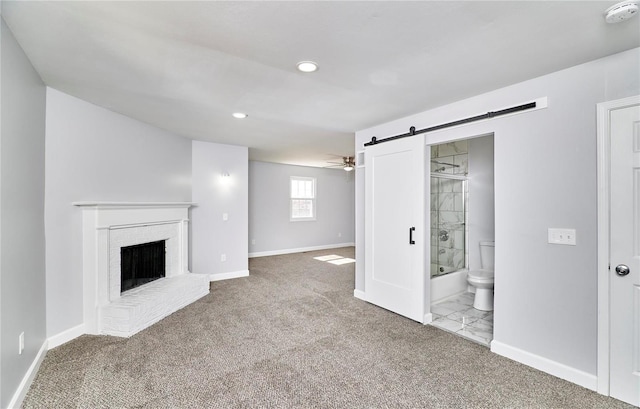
325 156 356 171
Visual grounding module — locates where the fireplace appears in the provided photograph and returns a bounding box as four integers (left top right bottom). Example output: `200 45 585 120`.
121 240 166 293
74 202 210 337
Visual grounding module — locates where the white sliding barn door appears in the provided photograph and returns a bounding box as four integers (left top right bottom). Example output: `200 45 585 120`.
609 101 640 407
364 134 427 323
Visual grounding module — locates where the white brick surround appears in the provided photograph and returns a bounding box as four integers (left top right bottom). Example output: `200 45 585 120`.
74 202 209 337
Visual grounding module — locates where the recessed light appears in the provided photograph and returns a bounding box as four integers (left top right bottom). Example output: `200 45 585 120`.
232 112 248 119
297 61 318 73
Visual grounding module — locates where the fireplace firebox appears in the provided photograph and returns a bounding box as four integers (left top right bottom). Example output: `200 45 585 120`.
121 240 166 293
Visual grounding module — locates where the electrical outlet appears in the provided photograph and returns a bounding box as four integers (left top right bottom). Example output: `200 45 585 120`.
221 254 227 262
548 228 576 246
338 232 342 238
251 239 255 245
19 332 24 355
222 213 228 221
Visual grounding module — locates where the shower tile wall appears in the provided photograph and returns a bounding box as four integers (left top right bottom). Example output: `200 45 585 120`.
431 141 468 277
431 140 468 175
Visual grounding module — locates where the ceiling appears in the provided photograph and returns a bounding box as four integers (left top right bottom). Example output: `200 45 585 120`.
2 1 639 167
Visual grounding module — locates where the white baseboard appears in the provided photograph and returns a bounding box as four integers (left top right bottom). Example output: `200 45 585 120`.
8 339 48 409
491 340 597 391
249 243 355 258
48 323 85 349
209 270 250 282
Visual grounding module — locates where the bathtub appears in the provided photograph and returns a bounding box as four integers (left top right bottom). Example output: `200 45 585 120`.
430 269 469 304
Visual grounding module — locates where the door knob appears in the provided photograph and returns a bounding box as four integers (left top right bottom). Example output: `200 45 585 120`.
615 264 630 276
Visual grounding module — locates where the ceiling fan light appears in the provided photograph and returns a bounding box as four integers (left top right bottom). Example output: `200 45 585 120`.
232 112 248 119
344 165 354 171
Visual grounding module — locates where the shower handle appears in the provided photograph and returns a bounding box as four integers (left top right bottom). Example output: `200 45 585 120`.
409 227 416 245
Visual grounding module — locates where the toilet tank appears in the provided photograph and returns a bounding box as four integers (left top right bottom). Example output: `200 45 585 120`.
479 241 495 271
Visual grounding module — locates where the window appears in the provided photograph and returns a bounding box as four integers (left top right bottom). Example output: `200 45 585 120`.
290 176 316 221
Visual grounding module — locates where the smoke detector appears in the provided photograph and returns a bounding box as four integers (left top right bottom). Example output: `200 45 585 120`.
605 1 639 23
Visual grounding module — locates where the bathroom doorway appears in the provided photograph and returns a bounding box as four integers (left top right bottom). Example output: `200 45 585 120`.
429 134 495 346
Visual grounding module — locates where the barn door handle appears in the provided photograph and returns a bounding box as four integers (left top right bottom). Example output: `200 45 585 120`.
409 227 416 245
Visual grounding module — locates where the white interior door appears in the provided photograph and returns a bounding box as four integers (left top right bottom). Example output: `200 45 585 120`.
610 102 640 406
364 134 426 323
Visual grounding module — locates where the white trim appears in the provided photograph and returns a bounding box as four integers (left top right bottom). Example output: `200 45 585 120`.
423 312 433 324
353 289 366 301
596 94 640 396
48 323 85 349
8 339 48 409
249 243 355 258
491 340 597 392
209 270 250 281
356 150 365 168
596 98 612 396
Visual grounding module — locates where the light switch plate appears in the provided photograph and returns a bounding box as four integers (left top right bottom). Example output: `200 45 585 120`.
548 228 576 246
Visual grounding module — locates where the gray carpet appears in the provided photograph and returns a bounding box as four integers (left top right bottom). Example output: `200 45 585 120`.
23 247 632 408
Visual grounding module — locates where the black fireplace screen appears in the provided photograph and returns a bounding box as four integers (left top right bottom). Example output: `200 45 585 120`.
121 240 166 293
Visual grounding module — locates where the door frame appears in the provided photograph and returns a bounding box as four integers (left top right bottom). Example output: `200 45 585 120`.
596 94 640 395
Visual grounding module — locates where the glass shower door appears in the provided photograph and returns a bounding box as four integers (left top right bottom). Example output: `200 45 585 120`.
430 175 467 277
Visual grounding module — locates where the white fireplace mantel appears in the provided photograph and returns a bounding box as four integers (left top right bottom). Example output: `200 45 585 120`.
74 201 208 337
73 201 196 208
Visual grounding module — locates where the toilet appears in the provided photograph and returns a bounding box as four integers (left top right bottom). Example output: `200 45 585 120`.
467 241 495 311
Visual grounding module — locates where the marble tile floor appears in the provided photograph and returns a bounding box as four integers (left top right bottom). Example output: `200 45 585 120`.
430 292 493 347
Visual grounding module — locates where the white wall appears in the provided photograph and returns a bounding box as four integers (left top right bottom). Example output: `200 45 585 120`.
0 17 47 409
45 88 192 339
467 135 494 270
191 141 248 278
249 161 355 256
355 48 639 383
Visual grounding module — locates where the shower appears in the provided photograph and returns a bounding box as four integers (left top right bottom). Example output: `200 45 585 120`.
430 146 468 278
431 172 467 277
